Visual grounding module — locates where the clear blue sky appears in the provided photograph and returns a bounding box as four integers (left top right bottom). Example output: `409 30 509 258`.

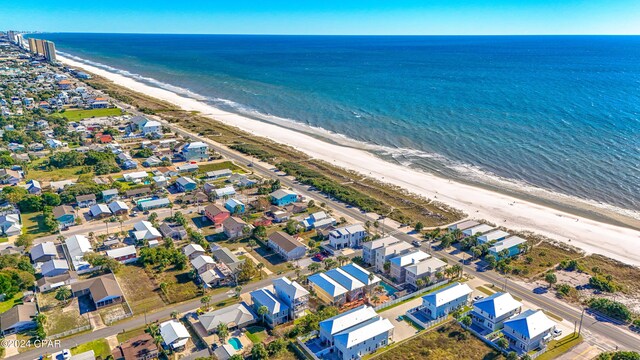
2 0 639 35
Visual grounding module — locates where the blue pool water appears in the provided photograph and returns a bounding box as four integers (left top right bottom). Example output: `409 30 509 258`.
228 337 243 351
380 282 398 296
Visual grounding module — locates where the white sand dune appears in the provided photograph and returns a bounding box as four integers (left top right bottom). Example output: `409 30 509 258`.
59 55 640 266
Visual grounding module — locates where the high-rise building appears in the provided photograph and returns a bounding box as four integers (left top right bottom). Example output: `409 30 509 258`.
43 40 57 62
35 39 45 56
28 38 37 53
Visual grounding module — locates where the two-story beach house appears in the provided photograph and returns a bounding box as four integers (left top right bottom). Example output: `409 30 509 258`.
471 292 522 332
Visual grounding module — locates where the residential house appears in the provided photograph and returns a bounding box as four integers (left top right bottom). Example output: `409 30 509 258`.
250 288 289 327
123 171 149 182
106 245 138 263
183 244 206 260
447 220 480 232
478 230 511 244
25 179 42 194
159 223 187 240
374 240 413 273
102 189 119 202
191 255 215 274
308 273 348 305
65 235 93 273
404 257 448 289
270 189 298 206
71 274 124 309
211 186 236 198
181 142 208 161
76 194 97 208
41 259 69 277
89 204 112 218
124 187 151 199
319 305 394 360
204 204 230 227
53 205 76 228
325 268 366 302
30 241 57 262
152 175 168 188
273 277 310 319
0 303 37 335
176 163 199 173
415 282 472 320
159 320 190 350
222 217 248 239
0 214 22 236
137 198 170 211
224 198 245 214
111 333 159 360
462 224 494 237
362 236 401 267
210 245 244 272
108 200 130 215
175 176 197 192
389 250 431 283
489 236 527 260
198 303 256 335
339 263 381 293
503 309 556 353
132 221 161 242
471 292 522 332
204 169 232 180
0 168 22 185
267 231 306 261
328 224 367 249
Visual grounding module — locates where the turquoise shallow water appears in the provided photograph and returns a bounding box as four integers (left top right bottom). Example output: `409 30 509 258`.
35 34 640 213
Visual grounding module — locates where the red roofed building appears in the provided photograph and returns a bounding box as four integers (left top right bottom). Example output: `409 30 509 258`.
204 204 230 228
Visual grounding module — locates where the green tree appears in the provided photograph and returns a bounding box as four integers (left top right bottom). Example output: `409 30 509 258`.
496 337 509 350
414 222 424 232
55 286 72 302
257 305 269 325
545 272 557 288
251 343 269 360
216 322 229 344
460 315 472 327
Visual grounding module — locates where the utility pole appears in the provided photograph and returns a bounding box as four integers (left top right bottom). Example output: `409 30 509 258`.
578 308 585 335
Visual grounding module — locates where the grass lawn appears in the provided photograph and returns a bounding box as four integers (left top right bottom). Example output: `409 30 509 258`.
476 286 495 296
535 333 582 360
115 265 165 313
0 293 23 313
27 165 92 182
197 161 245 174
578 254 640 294
245 326 268 343
71 339 112 359
371 322 503 360
62 108 123 121
21 212 51 240
0 237 8 243
154 267 200 304
509 241 582 279
44 304 90 336
116 327 147 343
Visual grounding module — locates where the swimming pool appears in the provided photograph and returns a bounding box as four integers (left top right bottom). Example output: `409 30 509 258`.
228 337 243 351
380 281 398 296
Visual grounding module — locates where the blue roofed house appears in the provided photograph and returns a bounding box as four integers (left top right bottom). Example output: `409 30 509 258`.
273 277 310 319
224 198 245 214
489 236 527 260
25 179 42 194
319 305 394 360
471 292 522 333
175 177 197 192
339 263 381 293
413 282 472 320
250 288 289 328
270 189 298 206
324 268 366 302
182 142 209 161
503 309 556 354
52 205 76 229
308 273 348 306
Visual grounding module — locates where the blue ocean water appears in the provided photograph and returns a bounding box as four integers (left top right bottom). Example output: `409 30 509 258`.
36 34 640 213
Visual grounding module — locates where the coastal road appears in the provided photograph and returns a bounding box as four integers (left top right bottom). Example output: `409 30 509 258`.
149 114 640 351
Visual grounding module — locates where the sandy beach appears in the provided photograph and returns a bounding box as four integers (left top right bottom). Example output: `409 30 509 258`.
58 55 640 267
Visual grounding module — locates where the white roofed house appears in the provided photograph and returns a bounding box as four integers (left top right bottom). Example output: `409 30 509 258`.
273 277 310 319
106 245 138 264
404 257 448 290
328 224 367 249
183 244 206 260
362 235 401 267
463 224 494 237
448 220 480 232
30 241 57 263
65 235 93 273
198 303 257 335
502 309 557 353
413 282 472 320
374 240 413 273
318 305 394 360
181 141 209 162
250 288 289 327
191 255 215 275
89 204 112 219
471 292 522 333
131 221 162 243
478 230 511 244
41 259 69 277
159 320 190 350
108 200 130 215
389 250 430 283
489 236 527 260
0 214 22 236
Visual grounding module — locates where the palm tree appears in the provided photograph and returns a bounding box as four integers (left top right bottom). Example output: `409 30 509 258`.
257 305 269 325
248 239 257 251
383 261 391 273
159 282 168 295
171 311 179 319
256 263 265 279
216 322 229 344
337 255 349 266
372 295 380 304
55 286 71 302
201 295 211 309
374 285 385 295
234 286 242 298
452 264 463 278
103 219 110 235
415 278 425 289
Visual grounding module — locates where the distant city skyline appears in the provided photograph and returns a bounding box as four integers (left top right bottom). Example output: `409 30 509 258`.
1 0 639 35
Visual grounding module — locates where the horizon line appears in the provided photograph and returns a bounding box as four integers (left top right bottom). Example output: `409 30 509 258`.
19 31 640 37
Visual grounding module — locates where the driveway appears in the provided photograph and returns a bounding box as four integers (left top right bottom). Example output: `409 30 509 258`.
378 297 423 342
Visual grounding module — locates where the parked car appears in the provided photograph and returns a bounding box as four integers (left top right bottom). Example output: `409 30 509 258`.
314 253 325 261
552 328 562 337
473 295 484 302
412 240 421 247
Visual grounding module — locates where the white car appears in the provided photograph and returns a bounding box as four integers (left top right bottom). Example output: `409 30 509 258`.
552 328 562 337
62 349 71 360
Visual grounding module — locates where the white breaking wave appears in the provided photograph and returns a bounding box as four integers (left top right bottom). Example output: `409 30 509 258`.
62 51 640 221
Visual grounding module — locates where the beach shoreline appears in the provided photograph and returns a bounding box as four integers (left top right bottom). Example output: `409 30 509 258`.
57 54 640 267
